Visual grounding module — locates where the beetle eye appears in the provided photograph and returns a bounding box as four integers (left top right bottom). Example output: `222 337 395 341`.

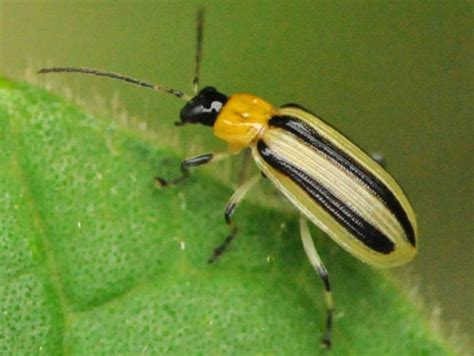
209 101 223 112
179 87 228 127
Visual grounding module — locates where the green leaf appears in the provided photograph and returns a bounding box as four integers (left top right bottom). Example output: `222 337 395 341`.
1 78 452 355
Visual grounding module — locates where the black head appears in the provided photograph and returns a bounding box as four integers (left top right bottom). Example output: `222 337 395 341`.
178 86 228 127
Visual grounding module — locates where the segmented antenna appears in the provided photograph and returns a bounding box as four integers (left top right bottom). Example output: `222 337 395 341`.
38 67 191 101
192 8 205 94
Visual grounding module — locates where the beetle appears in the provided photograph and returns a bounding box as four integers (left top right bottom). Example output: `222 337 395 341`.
38 9 417 348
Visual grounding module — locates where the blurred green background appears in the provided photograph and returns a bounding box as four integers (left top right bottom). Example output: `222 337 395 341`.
1 0 472 340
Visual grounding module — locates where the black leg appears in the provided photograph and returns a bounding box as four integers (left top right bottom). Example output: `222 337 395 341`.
208 203 238 263
155 153 214 187
208 175 260 263
299 216 334 349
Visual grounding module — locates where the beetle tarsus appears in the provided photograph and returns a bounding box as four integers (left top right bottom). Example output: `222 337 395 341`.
154 176 169 187
208 228 238 263
155 153 215 188
321 335 331 349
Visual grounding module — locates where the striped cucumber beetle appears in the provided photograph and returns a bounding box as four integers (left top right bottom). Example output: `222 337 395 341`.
38 9 417 349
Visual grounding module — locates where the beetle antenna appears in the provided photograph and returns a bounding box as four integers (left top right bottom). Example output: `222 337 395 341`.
192 8 204 94
38 67 192 101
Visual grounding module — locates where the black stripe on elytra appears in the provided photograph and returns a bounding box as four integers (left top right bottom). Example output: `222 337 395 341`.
257 140 395 254
269 113 416 247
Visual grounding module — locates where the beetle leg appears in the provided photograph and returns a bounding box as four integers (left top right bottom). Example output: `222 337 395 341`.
299 215 334 349
236 148 252 184
371 152 386 168
155 152 231 187
208 174 261 263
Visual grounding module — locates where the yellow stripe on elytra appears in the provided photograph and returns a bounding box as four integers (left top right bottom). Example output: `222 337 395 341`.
263 128 404 242
277 106 418 239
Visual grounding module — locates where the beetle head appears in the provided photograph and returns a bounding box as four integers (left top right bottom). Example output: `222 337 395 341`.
178 86 228 127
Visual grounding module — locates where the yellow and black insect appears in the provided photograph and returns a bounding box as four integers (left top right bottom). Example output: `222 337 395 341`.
39 9 417 348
